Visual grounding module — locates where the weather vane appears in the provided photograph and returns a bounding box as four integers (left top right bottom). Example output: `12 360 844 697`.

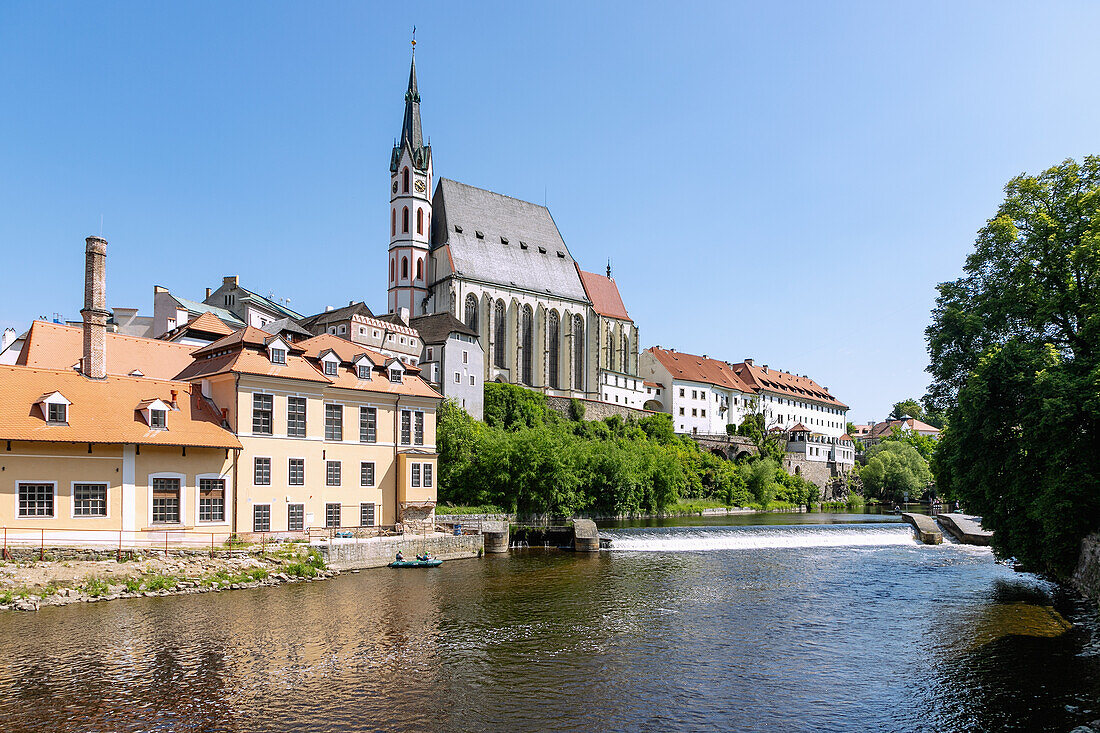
412 26 416 50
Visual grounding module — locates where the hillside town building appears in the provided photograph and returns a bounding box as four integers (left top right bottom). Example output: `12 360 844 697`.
639 346 855 471
0 237 442 542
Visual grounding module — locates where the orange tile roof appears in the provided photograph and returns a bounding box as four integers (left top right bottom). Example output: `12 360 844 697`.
161 311 234 341
870 418 940 438
190 325 275 357
295 334 439 399
176 348 331 384
839 433 852 441
17 321 198 380
646 348 756 393
0 365 239 449
577 268 632 321
179 331 441 400
732 361 848 409
789 422 810 431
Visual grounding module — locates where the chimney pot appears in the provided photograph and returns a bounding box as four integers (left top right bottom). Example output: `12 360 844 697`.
744 358 754 366
206 287 212 298
170 389 178 404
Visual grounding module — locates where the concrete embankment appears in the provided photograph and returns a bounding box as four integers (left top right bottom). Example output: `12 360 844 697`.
901 513 943 544
318 533 483 571
936 513 993 546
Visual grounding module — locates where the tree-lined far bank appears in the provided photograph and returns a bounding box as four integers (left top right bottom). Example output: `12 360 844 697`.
437 384 821 518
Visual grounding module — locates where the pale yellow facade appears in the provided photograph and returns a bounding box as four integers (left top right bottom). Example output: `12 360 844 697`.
206 373 438 535
0 440 234 543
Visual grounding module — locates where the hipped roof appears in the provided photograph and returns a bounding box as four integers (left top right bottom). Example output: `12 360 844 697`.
18 321 198 380
577 268 631 321
646 347 756 393
0 365 239 449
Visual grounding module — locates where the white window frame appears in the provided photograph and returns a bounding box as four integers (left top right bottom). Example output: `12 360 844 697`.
147 472 186 527
70 481 109 519
14 480 57 520
195 473 230 525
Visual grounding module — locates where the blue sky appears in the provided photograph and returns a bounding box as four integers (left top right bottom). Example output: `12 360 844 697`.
2 2 1098 422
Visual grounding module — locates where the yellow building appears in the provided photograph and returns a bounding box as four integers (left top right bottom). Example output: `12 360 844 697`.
3 235 443 543
0 365 239 546
177 328 442 536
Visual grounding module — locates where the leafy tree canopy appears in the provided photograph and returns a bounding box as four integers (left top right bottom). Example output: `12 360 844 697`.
860 441 932 502
926 156 1100 578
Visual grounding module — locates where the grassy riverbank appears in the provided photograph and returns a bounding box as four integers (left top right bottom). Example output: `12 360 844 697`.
0 543 330 612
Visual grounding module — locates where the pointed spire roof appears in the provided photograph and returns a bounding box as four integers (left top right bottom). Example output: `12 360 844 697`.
392 50 431 172
401 53 423 150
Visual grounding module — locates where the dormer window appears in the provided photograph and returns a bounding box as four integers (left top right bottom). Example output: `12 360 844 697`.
389 368 402 383
150 409 167 429
325 360 338 376
271 348 286 365
358 365 371 380
47 403 67 424
37 391 72 424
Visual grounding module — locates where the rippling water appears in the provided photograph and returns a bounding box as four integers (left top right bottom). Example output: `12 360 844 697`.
0 518 1097 732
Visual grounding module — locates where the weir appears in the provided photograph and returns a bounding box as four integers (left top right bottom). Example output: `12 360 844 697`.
901 513 943 544
601 523 920 552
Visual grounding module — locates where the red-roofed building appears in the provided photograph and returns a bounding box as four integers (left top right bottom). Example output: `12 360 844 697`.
640 347 855 468
577 267 645 407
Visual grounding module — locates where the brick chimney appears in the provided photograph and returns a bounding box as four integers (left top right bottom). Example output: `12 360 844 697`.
81 236 109 379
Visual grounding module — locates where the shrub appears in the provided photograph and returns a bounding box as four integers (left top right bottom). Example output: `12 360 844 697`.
142 574 177 591
82 577 109 598
569 398 586 421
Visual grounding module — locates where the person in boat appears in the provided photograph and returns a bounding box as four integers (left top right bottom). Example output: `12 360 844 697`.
395 551 404 562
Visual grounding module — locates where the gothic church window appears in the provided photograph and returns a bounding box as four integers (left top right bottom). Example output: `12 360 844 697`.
402 257 409 280
402 167 409 193
416 258 423 280
402 207 409 233
572 314 584 391
522 305 533 385
494 300 506 368
465 294 479 333
417 207 424 234
548 311 560 390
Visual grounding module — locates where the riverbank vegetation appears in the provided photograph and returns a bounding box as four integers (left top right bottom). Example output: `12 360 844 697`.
926 156 1100 579
438 384 821 517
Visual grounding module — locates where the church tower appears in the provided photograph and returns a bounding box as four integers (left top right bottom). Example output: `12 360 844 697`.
387 42 433 316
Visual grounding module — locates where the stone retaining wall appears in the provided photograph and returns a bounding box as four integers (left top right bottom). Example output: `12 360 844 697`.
318 533 483 571
1073 532 1100 601
545 396 653 422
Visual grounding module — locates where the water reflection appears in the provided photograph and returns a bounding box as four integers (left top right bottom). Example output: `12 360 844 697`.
0 520 1096 732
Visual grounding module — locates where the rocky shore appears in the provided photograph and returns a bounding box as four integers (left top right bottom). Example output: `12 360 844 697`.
0 546 340 612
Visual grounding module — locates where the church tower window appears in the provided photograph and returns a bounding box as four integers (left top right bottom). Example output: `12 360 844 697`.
402 167 410 193
548 311 560 390
391 209 396 236
417 207 424 234
401 257 409 280
573 315 584 391
494 300 506 368
416 258 423 280
522 305 533 385
465 294 479 333
402 207 409 233
390 259 395 283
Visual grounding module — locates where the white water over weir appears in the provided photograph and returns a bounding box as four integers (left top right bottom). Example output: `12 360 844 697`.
603 524 920 552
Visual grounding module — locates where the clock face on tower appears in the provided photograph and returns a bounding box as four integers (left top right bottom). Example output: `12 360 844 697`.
392 181 398 194
414 179 426 193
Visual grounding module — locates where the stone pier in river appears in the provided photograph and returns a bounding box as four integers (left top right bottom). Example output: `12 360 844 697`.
902 513 943 544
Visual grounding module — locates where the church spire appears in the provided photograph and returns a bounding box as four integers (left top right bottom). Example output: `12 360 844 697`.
401 50 422 151
392 35 430 172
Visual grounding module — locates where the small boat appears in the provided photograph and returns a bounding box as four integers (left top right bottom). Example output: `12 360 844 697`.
388 558 443 568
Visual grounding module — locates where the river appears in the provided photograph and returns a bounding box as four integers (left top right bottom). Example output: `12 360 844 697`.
0 514 1097 732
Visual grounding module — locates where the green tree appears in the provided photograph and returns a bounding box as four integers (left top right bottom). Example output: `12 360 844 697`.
860 442 932 502
880 425 938 462
889 398 925 422
926 156 1100 578
483 382 547 430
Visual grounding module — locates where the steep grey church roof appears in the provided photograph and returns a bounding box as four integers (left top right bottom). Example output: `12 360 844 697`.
430 178 589 303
